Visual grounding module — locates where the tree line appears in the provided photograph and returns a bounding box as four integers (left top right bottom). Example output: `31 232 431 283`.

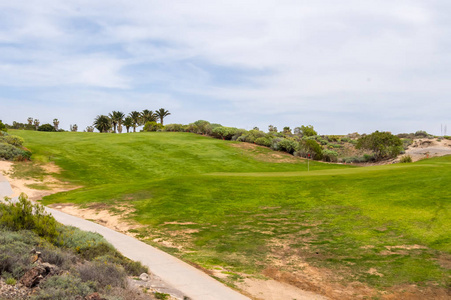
93 109 170 133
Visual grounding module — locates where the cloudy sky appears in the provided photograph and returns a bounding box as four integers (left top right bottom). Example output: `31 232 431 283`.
1 0 450 134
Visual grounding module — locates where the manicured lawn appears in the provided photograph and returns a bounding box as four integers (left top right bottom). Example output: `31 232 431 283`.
12 130 451 291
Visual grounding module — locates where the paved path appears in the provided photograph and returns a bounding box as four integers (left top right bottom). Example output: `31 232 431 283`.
0 173 250 300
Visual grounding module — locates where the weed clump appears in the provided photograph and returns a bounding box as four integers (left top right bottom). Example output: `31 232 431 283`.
400 155 413 163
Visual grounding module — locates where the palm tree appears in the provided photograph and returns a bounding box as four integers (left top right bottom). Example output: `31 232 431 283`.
33 119 40 130
109 111 125 133
27 117 33 126
53 119 59 131
155 108 171 126
129 111 141 132
93 115 111 133
86 126 94 132
141 110 156 124
123 117 133 133
70 124 78 132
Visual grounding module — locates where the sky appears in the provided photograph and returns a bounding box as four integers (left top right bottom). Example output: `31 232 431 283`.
1 0 450 135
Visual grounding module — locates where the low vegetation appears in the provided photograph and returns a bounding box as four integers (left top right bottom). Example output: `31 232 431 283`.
10 129 451 299
0 126 32 161
0 194 155 299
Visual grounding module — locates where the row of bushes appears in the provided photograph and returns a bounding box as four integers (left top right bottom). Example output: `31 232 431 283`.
163 121 348 162
0 131 32 161
0 194 149 299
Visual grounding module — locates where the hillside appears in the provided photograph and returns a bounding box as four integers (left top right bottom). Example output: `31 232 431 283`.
10 130 451 299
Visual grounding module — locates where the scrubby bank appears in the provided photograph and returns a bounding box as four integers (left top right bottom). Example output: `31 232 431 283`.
0 194 158 300
162 120 423 163
0 130 32 161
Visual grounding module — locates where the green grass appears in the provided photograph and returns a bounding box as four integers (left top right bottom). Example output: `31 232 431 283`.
11 130 451 291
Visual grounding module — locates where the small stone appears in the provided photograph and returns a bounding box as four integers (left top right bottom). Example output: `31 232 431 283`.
139 273 150 281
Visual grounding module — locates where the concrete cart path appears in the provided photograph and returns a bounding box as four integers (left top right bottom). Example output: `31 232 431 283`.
0 174 250 300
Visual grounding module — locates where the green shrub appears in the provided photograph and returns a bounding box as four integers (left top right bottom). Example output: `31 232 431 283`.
55 226 115 260
356 131 402 160
5 276 16 285
37 124 56 132
155 292 170 300
38 246 77 268
0 135 24 147
143 121 163 132
322 150 338 162
254 137 272 147
0 143 32 161
0 194 58 241
238 129 266 143
231 129 247 141
211 126 238 140
414 130 429 138
0 230 38 279
296 139 323 160
95 255 148 276
163 124 185 132
400 155 413 163
341 154 375 163
0 120 7 132
340 137 351 143
32 274 95 300
77 261 127 288
273 138 297 154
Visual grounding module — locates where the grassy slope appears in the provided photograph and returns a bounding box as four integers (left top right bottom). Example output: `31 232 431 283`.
12 130 451 290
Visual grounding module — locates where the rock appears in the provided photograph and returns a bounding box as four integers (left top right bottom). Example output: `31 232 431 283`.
19 262 59 288
19 266 46 288
139 273 150 281
40 262 59 276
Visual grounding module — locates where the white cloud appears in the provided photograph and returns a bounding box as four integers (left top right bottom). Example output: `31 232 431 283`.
0 0 450 134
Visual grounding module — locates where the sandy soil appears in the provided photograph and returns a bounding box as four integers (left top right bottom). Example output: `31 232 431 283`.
0 160 78 201
49 203 144 236
403 138 451 162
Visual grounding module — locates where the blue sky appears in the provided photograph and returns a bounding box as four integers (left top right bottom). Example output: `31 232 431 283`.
1 0 450 134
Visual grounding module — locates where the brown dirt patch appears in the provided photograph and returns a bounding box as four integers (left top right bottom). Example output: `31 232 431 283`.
0 161 79 201
49 203 144 237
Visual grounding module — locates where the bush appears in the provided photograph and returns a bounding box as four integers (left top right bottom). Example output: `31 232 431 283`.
238 130 266 143
341 154 375 163
32 274 95 300
356 131 402 160
77 261 127 288
0 230 37 279
0 120 7 132
400 155 412 163
254 137 272 147
296 139 323 160
414 130 429 138
37 124 56 132
55 226 115 260
38 246 77 268
231 129 247 141
0 143 32 161
163 124 185 132
322 150 338 162
274 138 297 154
0 194 58 241
143 121 163 132
0 135 24 147
211 126 238 140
